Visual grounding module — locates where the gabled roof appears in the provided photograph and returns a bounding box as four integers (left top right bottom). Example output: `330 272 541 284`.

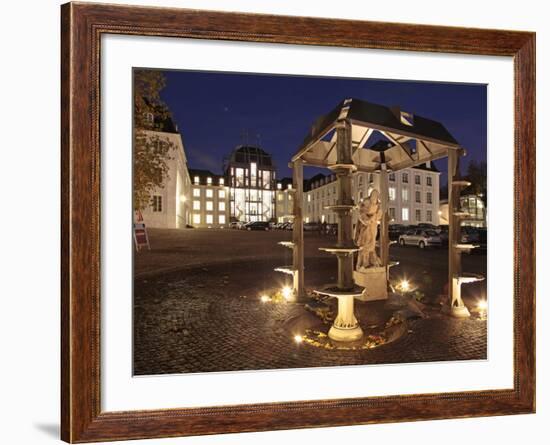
188 168 224 186
293 98 462 173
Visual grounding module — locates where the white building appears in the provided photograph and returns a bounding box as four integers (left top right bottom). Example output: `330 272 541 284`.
139 121 193 229
275 178 294 223
303 163 440 226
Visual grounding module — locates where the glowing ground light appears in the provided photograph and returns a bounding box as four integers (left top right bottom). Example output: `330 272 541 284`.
294 335 303 344
260 295 270 303
282 286 293 300
400 280 410 292
477 299 488 312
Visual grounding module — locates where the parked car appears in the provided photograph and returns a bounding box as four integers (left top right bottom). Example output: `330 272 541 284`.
389 224 406 240
461 226 481 244
246 221 270 231
229 221 245 230
304 222 320 232
398 229 442 248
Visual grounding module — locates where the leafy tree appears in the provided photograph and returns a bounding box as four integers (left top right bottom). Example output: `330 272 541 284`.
463 160 487 204
133 69 174 211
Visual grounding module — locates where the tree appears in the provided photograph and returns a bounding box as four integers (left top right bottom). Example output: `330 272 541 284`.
463 160 487 204
133 70 174 211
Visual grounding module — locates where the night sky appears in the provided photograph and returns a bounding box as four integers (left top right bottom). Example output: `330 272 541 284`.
159 69 487 184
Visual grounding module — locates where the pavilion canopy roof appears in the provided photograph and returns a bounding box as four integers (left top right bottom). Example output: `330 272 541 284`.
292 98 462 173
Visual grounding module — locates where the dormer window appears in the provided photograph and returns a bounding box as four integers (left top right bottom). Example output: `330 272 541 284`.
194 176 200 185
400 111 414 126
219 178 224 186
207 177 212 185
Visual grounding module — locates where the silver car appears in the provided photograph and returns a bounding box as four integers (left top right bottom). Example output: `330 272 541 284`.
398 229 442 249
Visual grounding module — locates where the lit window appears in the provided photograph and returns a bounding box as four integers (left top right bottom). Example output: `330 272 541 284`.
219 178 224 186
219 190 225 199
219 201 225 211
427 176 433 186
206 214 213 224
207 177 212 185
402 189 409 201
415 190 421 203
389 187 396 201
427 210 432 221
193 188 200 197
152 195 162 212
402 173 408 183
219 215 225 224
427 192 433 204
402 208 409 221
277 183 282 190
194 176 200 185
206 201 213 211
415 209 421 221
193 214 201 224
287 184 292 190
193 200 200 210
307 195 311 202
278 193 283 201
206 189 213 198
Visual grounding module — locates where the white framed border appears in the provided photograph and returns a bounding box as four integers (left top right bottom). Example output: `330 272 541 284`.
101 34 514 412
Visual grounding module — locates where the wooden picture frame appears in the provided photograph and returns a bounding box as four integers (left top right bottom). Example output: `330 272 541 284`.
61 2 535 442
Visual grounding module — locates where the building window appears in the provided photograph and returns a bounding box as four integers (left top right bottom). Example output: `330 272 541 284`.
219 201 225 211
219 178 224 186
277 183 282 190
278 193 283 201
219 189 226 199
193 214 201 225
402 173 408 183
427 192 433 204
207 177 212 185
206 201 213 211
389 187 396 201
415 190 421 203
219 215 226 224
152 195 162 212
307 194 311 202
194 176 200 185
389 172 395 182
427 176 433 186
415 209 421 221
369 174 374 183
427 210 432 222
402 189 409 202
193 188 200 197
206 214 213 225
358 175 363 186
402 208 409 221
389 207 396 220
193 200 200 210
415 175 421 185
206 189 213 198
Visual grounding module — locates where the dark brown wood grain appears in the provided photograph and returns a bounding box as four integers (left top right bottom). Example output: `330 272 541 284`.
61 2 536 442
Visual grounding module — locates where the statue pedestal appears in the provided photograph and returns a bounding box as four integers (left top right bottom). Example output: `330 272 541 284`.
353 267 388 301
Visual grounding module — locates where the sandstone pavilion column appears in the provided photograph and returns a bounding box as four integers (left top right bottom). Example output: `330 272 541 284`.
315 119 364 342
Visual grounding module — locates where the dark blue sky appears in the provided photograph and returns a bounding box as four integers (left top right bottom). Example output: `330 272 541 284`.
159 69 487 184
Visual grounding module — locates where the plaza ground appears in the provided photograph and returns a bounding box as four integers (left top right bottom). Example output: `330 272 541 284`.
133 228 487 375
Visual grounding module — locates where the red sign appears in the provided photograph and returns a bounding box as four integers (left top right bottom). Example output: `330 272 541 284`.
133 213 150 251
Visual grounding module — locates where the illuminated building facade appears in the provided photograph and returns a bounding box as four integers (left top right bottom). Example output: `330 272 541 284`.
275 177 294 223
304 163 440 226
225 146 277 222
189 169 230 228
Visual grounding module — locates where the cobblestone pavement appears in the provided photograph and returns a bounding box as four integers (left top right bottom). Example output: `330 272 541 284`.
134 231 487 375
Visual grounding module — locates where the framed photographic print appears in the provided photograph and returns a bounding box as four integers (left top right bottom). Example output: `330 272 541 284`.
61 2 535 442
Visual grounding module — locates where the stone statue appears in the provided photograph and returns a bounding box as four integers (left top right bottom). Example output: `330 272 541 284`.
355 189 383 270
